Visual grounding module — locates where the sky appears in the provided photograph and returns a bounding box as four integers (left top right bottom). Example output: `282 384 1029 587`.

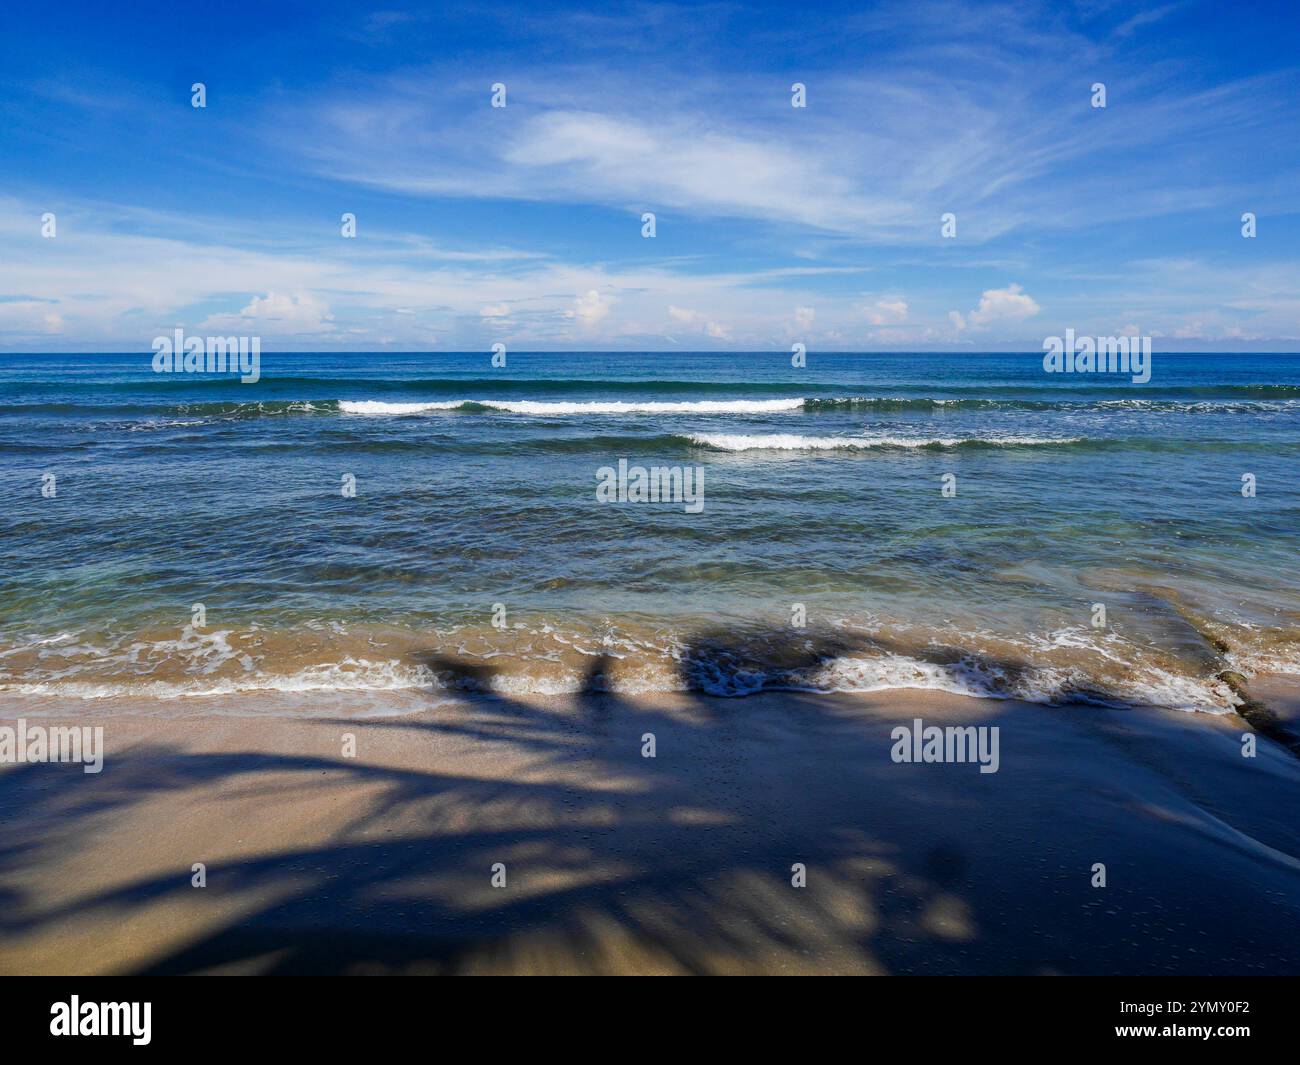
0 0 1297 352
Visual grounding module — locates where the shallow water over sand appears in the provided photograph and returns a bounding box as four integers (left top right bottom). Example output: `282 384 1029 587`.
2 351 1297 713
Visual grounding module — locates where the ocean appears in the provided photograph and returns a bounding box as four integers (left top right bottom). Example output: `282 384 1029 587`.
1 350 1297 714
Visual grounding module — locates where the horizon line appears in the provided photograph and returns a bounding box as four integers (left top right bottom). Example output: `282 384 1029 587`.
4 349 1300 357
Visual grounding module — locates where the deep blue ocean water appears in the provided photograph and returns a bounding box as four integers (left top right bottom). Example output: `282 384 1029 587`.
1 350 1297 711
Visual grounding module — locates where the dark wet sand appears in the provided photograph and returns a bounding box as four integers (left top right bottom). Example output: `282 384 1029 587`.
2 682 1299 975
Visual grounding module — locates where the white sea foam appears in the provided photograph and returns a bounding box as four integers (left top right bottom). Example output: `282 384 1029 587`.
339 398 806 416
0 616 1251 714
0 647 1240 712
339 400 466 415
688 652 1236 711
0 656 433 700
689 433 1083 451
686 652 1012 699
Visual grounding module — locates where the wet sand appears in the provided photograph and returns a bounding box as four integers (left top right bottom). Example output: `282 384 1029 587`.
2 682 1299 975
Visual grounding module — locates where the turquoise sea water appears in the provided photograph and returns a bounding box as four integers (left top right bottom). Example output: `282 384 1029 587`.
1 351 1297 711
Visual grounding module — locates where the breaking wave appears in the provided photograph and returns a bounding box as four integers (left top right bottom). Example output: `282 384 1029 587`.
338 398 807 415
688 432 1085 451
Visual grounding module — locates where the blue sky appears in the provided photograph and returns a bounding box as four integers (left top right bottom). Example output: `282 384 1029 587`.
1 0 1297 351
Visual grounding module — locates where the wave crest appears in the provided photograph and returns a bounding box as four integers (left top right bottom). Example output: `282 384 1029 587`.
339 398 806 416
688 432 1085 451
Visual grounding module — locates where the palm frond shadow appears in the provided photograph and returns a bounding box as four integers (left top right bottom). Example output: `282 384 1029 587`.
2 629 1296 974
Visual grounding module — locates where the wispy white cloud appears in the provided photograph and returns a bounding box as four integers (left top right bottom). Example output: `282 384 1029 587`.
3 0 1299 350
1 195 1296 349
863 297 909 325
268 16 1299 248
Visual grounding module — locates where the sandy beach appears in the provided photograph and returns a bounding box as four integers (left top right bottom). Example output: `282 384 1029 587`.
3 680 1298 976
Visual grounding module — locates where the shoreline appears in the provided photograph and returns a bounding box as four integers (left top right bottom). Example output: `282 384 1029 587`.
2 681 1299 975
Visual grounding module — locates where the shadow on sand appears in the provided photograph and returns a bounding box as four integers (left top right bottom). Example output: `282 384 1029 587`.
2 629 1299 974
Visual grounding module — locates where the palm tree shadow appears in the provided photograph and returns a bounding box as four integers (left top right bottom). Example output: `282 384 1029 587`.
3 627 1296 974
